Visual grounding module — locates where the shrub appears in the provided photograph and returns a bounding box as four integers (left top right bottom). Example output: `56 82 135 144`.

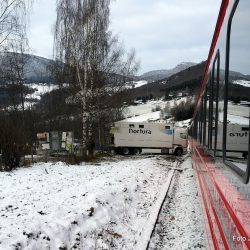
155 105 161 111
170 98 195 121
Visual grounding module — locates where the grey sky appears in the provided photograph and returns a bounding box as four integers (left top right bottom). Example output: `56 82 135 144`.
28 0 221 74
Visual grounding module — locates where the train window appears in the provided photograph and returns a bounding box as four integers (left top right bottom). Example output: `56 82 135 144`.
139 125 144 128
129 124 135 128
210 50 220 157
224 0 250 183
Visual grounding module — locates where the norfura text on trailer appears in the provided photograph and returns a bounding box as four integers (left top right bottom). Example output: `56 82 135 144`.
110 121 188 155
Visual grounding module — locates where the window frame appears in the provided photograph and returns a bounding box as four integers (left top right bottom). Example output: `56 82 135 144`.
224 0 250 184
214 50 220 157
208 50 220 157
202 86 207 147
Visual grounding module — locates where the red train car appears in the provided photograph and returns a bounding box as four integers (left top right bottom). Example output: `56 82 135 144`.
191 0 250 249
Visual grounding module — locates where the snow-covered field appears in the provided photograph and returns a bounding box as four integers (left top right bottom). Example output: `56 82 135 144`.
123 97 188 122
0 156 177 250
128 80 148 89
124 111 162 123
233 79 250 88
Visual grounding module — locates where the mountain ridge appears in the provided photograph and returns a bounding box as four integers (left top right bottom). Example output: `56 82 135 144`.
138 62 197 82
0 53 53 84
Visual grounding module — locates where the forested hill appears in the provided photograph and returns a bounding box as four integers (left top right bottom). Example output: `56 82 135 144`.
0 53 53 84
128 61 207 100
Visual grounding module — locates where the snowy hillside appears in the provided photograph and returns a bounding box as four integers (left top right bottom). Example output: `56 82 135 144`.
129 80 148 89
233 79 250 88
0 53 53 84
23 54 54 83
22 83 70 108
24 83 60 101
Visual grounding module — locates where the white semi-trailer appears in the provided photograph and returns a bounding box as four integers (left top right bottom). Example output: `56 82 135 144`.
110 121 188 155
211 123 249 158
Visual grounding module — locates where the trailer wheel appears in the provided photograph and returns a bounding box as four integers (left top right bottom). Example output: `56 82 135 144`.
133 148 141 155
175 147 183 156
122 147 130 155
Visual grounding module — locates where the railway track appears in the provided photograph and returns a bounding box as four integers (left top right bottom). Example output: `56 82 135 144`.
144 154 190 250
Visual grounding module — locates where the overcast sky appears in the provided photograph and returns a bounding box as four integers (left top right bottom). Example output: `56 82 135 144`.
27 0 221 74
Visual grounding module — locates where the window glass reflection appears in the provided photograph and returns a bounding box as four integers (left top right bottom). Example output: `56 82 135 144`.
226 0 250 171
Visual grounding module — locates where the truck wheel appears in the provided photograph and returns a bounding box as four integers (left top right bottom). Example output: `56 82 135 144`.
175 148 183 156
133 148 141 155
122 147 130 155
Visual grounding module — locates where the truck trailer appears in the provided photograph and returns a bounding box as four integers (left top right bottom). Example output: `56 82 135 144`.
209 122 248 159
110 121 188 155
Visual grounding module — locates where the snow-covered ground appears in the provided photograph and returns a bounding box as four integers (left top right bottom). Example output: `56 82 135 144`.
124 111 162 122
0 156 180 250
124 100 166 118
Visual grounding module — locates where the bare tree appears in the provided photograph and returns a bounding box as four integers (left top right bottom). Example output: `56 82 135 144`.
0 0 31 48
54 0 139 158
0 0 32 171
0 0 31 112
0 36 30 112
